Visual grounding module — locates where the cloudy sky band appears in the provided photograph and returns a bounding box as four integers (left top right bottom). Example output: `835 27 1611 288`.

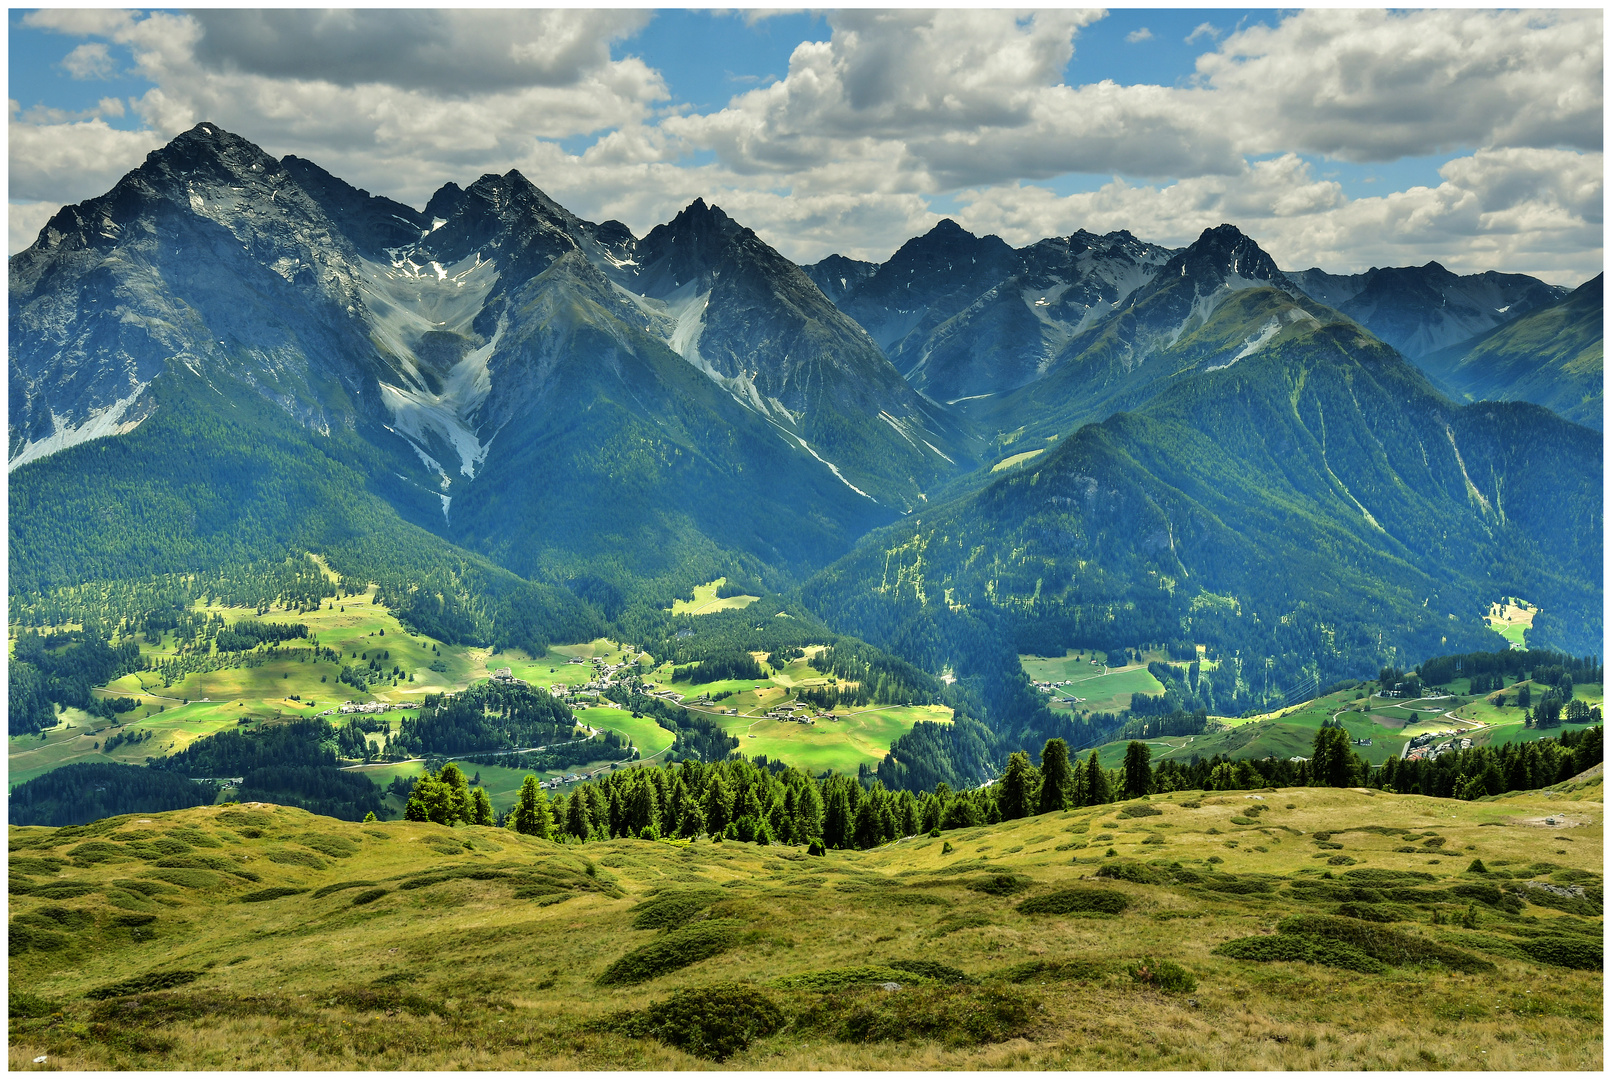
7 7 1603 284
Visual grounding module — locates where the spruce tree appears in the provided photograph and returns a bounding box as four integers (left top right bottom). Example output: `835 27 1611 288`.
510 775 551 837
1084 750 1110 805
1038 738 1074 814
998 751 1037 819
1122 741 1153 799
852 796 882 849
469 786 495 827
703 773 733 837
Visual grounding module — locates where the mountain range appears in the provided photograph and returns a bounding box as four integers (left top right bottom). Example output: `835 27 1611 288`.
9 123 1602 720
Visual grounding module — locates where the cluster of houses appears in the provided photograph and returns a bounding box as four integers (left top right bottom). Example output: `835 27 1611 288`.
764 700 828 724
324 701 408 716
1404 731 1473 761
547 654 636 701
1032 678 1086 703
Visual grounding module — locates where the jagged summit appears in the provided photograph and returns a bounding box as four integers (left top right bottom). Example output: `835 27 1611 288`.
1158 223 1291 291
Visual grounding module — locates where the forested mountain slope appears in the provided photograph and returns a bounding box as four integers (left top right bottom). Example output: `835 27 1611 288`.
807 301 1601 696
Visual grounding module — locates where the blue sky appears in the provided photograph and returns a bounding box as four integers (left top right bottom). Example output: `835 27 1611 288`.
7 9 1601 282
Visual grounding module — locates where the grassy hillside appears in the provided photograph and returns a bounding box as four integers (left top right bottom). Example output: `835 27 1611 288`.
9 781 1601 1070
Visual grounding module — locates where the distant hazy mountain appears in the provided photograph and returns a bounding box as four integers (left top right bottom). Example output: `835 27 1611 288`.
969 224 1313 443
1287 262 1566 359
1416 274 1603 429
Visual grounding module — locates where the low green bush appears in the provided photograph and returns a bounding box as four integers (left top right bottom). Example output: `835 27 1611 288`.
350 888 390 905
1196 874 1279 895
1016 888 1129 916
264 849 328 870
144 869 222 890
1276 914 1495 973
795 983 1038 1047
887 959 968 983
1093 861 1168 886
10 856 70 876
16 906 95 931
597 983 784 1061
1127 957 1197 993
1336 902 1410 923
310 880 381 899
9 991 59 1019
1517 936 1602 970
65 842 127 865
218 810 275 829
13 881 99 899
1214 933 1390 974
1342 868 1435 886
1118 804 1162 818
629 888 725 930
998 957 1106 983
597 918 745 986
239 887 309 903
773 966 919 990
925 914 994 938
294 833 359 859
965 873 1034 896
9 923 69 954
85 970 204 999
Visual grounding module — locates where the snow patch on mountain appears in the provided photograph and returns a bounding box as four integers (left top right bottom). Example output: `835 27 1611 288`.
9 386 150 471
379 317 505 478
792 435 873 500
1208 318 1283 371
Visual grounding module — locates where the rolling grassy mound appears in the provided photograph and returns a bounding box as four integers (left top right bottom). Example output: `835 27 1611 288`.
9 784 1601 1070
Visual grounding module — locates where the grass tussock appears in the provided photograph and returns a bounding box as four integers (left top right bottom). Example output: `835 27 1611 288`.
596 918 747 986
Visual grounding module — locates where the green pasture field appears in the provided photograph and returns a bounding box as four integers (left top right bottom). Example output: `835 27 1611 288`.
696 703 952 774
1485 598 1536 646
498 639 639 690
670 578 759 616
11 591 628 788
579 707 678 759
1024 653 1166 715
991 447 1045 472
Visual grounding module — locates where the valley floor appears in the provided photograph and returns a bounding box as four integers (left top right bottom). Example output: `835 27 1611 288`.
9 784 1601 1071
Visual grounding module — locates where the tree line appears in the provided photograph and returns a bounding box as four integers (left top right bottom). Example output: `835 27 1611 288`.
9 629 143 734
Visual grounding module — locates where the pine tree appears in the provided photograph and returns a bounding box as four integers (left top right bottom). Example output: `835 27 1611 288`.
852 796 882 849
998 751 1037 819
1037 738 1073 814
510 775 551 837
565 787 591 840
703 773 733 837
822 782 852 848
1122 741 1153 799
469 786 495 827
1084 750 1110 805
1310 726 1355 787
437 762 471 824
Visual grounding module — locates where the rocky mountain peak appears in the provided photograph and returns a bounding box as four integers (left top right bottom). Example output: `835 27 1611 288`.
1158 223 1290 292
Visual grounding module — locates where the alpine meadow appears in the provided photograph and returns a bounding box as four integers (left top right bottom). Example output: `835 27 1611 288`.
6 7 1603 1072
